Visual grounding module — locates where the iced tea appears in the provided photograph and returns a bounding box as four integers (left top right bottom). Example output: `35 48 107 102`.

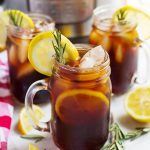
49 45 111 150
89 6 139 94
7 13 55 103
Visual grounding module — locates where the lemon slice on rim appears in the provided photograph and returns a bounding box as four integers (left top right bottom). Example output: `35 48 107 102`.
125 86 150 122
28 31 79 76
126 0 150 17
0 12 9 51
113 5 150 39
5 9 34 28
0 9 34 51
18 105 45 135
55 89 109 125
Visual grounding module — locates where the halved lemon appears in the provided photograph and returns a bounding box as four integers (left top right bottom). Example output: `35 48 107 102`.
29 144 40 150
18 105 45 135
28 31 79 76
125 87 150 122
55 89 109 125
5 9 34 28
113 5 150 39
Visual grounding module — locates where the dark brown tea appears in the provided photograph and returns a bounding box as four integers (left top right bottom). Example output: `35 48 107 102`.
90 18 139 94
7 13 54 103
49 46 111 150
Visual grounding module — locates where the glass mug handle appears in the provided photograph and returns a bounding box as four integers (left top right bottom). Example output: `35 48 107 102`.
25 78 50 132
132 41 150 84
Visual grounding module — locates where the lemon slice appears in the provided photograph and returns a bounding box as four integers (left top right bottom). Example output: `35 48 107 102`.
29 144 40 150
125 87 150 122
126 0 150 17
0 22 7 52
5 10 34 28
113 5 150 39
0 12 9 51
55 89 109 125
18 105 45 135
28 31 79 76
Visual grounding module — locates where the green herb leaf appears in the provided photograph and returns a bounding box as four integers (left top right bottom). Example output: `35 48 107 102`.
101 124 150 150
52 30 66 64
7 10 23 26
125 127 150 141
21 135 45 143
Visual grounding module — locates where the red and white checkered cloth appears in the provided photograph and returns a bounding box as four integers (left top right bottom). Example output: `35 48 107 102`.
0 52 13 150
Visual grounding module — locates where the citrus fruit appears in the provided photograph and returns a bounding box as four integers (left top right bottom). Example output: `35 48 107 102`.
28 31 79 76
29 144 40 150
0 9 34 51
5 9 34 28
113 5 150 39
125 87 150 122
18 105 45 135
0 12 9 51
55 89 109 125
126 0 150 17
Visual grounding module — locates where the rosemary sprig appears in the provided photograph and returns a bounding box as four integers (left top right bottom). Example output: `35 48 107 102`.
7 10 23 26
116 8 129 25
21 135 45 143
52 31 66 64
101 123 125 150
117 8 128 21
125 127 150 141
101 123 150 150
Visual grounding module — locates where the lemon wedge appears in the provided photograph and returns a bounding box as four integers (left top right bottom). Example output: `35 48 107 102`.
113 5 150 39
18 105 45 135
125 86 150 122
28 31 79 76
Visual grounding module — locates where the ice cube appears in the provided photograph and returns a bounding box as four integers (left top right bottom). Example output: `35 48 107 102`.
8 45 18 66
17 62 34 79
17 39 30 63
115 44 123 63
79 45 105 68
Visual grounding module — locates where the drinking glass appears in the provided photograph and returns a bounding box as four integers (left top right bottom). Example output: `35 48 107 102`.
7 13 55 103
89 5 150 94
25 44 112 150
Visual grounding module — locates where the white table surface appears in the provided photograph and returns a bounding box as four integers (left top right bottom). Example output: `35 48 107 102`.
6 39 150 150
7 92 150 150
3 0 150 148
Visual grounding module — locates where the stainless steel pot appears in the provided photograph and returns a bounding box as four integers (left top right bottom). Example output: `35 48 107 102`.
5 0 96 42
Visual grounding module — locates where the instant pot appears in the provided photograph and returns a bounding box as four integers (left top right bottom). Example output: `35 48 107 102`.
4 0 97 43
4 0 125 42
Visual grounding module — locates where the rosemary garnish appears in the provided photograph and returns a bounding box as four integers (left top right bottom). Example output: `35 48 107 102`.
7 10 23 26
21 135 45 143
125 127 150 141
52 31 66 64
116 8 129 25
117 8 127 22
101 123 150 150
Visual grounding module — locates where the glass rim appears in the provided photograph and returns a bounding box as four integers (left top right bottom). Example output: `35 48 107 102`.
7 12 55 38
93 4 137 33
55 43 110 74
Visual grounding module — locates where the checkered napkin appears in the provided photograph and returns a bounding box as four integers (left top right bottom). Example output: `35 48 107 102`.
0 52 13 150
